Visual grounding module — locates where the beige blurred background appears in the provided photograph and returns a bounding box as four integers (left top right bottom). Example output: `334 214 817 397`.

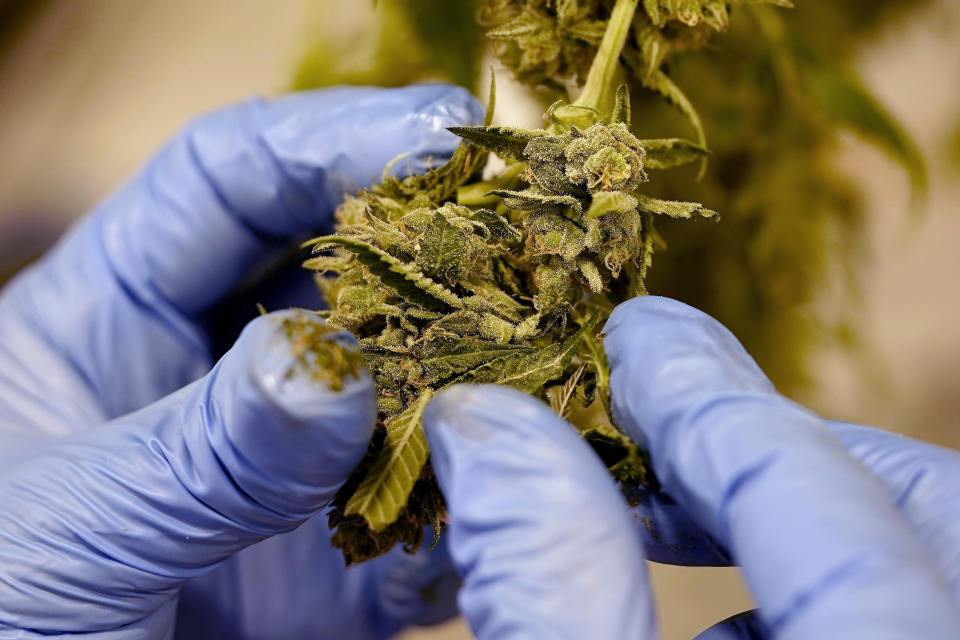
0 1 958 638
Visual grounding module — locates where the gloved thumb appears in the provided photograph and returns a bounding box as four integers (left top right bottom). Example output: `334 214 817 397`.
0 311 374 635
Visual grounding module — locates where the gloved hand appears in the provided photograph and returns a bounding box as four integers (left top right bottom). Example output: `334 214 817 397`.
0 85 483 639
423 296 960 639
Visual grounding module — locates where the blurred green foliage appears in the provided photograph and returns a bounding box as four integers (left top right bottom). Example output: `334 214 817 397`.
294 0 927 394
637 1 928 391
292 0 484 90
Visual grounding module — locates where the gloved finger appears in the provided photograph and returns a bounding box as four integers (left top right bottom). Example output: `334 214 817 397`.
0 311 375 636
365 528 461 630
623 422 960 570
604 297 960 638
3 84 482 422
828 420 960 596
77 84 483 316
691 610 768 640
424 385 657 640
175 518 459 640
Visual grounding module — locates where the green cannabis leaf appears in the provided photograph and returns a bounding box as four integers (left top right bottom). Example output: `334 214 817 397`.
306 235 466 312
304 0 728 565
797 51 927 203
344 390 434 531
454 314 599 391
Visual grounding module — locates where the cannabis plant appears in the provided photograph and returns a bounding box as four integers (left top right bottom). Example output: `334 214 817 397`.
294 0 926 397
300 0 799 565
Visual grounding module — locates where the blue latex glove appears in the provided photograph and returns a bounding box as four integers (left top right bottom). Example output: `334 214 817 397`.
423 296 960 639
0 85 483 639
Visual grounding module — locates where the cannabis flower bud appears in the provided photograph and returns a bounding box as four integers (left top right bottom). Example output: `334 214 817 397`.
479 0 604 89
299 0 743 566
402 203 494 285
644 0 792 31
521 122 648 194
479 0 742 92
563 123 648 192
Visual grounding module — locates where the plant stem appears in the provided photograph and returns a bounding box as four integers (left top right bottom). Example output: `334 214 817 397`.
457 163 525 206
573 0 639 113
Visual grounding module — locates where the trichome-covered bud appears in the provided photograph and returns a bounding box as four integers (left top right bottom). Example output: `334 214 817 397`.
479 0 604 89
563 123 648 192
401 203 494 285
644 0 793 31
303 0 733 567
596 206 642 277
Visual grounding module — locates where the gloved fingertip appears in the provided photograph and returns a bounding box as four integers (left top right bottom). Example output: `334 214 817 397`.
422 385 573 491
603 295 775 454
604 295 702 340
423 385 657 639
604 301 960 637
212 310 375 517
604 296 762 380
248 310 370 415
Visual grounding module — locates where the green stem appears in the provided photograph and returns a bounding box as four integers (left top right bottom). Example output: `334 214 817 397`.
457 163 525 207
573 0 639 112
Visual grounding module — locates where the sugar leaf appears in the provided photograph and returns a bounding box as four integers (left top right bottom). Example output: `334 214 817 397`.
344 390 434 531
454 314 598 392
416 334 533 382
470 208 523 244
585 190 638 218
306 236 464 311
635 193 717 219
640 138 710 170
448 125 546 159
577 257 604 293
489 188 583 214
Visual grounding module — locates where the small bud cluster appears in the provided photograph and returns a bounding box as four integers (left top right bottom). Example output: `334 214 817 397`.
533 122 648 192
479 0 604 89
480 0 793 90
